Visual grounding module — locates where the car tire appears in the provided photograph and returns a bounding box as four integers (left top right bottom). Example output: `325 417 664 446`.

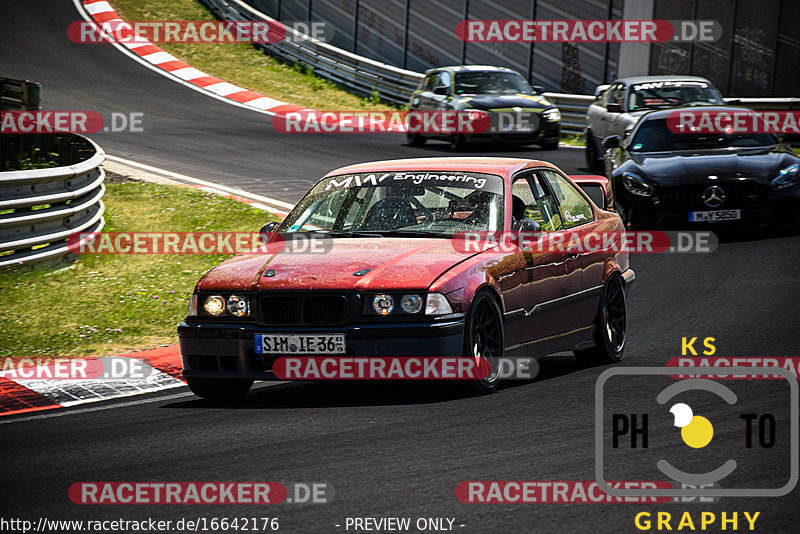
406 132 427 146
463 290 504 394
186 377 254 400
585 131 601 170
450 134 468 151
574 275 626 365
540 140 559 150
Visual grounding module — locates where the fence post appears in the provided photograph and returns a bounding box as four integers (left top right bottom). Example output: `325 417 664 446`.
402 0 410 69
352 0 360 54
460 0 469 63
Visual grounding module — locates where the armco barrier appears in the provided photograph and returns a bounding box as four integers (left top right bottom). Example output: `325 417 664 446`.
204 1 800 136
201 0 422 107
201 0 596 133
0 134 106 268
0 77 41 111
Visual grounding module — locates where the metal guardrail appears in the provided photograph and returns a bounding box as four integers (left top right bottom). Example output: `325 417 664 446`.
0 77 41 111
201 0 423 106
0 134 106 268
196 0 609 135
200 1 800 137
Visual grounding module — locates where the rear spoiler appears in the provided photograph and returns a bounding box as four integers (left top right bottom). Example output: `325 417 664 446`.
569 174 614 211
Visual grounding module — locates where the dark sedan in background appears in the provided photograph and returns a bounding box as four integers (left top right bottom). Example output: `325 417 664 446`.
407 65 561 151
603 107 800 228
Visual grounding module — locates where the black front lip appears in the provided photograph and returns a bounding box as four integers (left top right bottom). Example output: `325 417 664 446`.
178 317 467 380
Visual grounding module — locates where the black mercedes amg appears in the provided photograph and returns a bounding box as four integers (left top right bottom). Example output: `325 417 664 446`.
602 107 800 228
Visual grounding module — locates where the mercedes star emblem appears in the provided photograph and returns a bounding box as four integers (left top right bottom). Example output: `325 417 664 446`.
702 185 725 208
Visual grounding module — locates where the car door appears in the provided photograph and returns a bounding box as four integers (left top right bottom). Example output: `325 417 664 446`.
414 70 452 139
540 169 603 330
505 172 569 354
606 82 631 138
598 82 626 140
587 84 612 139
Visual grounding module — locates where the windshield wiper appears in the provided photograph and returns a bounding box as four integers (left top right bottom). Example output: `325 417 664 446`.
366 230 450 238
308 230 386 238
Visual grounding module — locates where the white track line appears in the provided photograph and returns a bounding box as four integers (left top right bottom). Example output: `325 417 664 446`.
0 382 288 425
106 155 296 211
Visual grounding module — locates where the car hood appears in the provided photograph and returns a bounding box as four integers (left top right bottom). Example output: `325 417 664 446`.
461 93 554 111
196 237 479 292
628 147 793 184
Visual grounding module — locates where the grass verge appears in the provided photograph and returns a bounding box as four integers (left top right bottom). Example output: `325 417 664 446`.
0 180 277 358
110 0 391 111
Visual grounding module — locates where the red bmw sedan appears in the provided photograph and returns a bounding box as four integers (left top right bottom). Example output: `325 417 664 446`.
179 158 634 399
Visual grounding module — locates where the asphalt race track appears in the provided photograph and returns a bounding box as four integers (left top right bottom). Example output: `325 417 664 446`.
2 2 800 533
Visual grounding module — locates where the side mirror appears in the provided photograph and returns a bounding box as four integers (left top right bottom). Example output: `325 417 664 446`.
602 135 621 149
532 85 545 94
514 218 541 232
594 84 611 99
433 85 449 96
605 102 622 113
259 221 280 235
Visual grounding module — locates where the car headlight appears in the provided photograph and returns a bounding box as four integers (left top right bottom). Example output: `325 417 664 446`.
187 293 198 316
621 172 654 197
425 293 453 315
203 295 226 316
542 108 560 121
400 294 423 314
772 163 799 189
372 294 394 316
226 295 250 317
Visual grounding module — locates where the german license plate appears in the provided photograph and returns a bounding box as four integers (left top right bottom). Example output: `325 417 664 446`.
254 333 345 355
689 209 741 222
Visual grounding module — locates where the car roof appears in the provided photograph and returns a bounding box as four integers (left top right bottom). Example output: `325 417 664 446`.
324 157 557 180
425 65 517 74
637 105 755 121
613 75 714 86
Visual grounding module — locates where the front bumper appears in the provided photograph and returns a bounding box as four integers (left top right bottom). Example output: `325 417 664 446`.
178 318 466 380
616 183 800 228
464 123 560 146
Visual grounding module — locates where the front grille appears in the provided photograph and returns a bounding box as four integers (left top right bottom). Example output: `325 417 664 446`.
305 296 347 323
261 296 300 323
655 181 769 210
259 293 349 325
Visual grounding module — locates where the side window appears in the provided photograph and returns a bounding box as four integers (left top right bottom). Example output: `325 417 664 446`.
423 73 437 91
436 71 452 92
541 170 595 229
512 174 562 232
607 83 624 108
599 84 613 106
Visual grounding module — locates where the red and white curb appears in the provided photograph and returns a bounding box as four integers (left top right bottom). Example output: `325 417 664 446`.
0 345 183 417
76 0 405 132
79 0 307 116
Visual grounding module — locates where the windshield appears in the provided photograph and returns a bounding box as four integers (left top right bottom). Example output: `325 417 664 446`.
279 171 505 236
629 118 777 152
454 72 532 95
628 81 724 111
